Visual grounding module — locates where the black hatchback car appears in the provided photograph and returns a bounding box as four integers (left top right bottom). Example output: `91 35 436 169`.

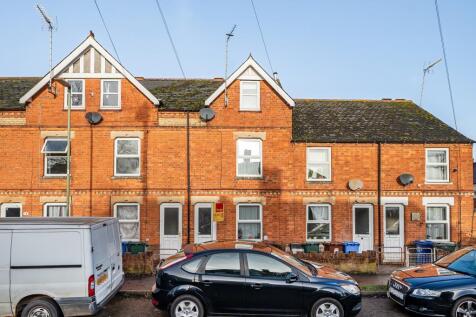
151 241 361 317
388 247 476 317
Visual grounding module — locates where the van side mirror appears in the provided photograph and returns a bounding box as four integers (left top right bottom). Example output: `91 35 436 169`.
286 272 298 283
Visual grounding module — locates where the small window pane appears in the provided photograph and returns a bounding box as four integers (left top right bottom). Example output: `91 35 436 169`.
205 253 241 276
237 158 261 176
385 207 400 235
5 207 21 217
182 257 203 274
198 207 212 235
355 207 370 235
117 205 139 220
238 223 261 240
308 206 329 221
45 205 68 217
427 150 447 163
427 207 447 221
426 166 447 181
164 207 179 235
70 80 83 93
239 206 260 220
247 253 291 278
308 149 329 163
426 223 448 240
307 164 330 180
103 80 119 93
117 140 139 155
46 156 67 175
237 140 260 156
103 94 119 107
242 81 258 93
116 158 140 175
43 139 68 153
241 95 258 108
120 223 139 240
307 223 330 240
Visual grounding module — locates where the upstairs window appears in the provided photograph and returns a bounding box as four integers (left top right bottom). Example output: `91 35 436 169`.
64 79 85 109
307 147 331 181
240 81 260 111
101 79 121 109
426 148 449 183
236 139 262 177
115 203 140 241
114 138 140 176
44 203 68 217
42 138 68 177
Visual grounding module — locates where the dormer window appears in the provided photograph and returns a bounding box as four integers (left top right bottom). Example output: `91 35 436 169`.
101 79 121 109
64 79 85 109
240 81 260 111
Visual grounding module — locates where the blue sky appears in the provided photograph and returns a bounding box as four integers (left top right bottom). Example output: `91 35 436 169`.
1 1 475 157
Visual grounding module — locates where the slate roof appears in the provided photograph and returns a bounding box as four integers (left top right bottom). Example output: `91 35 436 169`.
293 99 473 143
0 77 40 110
139 78 222 111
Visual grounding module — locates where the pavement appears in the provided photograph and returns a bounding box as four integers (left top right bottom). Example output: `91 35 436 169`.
97 295 418 317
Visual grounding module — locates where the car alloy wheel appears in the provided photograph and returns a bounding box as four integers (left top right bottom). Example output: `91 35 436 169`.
456 300 476 317
27 307 51 317
175 299 199 317
316 302 340 317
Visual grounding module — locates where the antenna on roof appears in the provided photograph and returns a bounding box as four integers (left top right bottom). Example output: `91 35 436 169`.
224 24 237 107
36 4 57 95
419 58 442 106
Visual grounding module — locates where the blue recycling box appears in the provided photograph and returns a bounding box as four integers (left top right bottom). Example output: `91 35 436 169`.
343 241 360 254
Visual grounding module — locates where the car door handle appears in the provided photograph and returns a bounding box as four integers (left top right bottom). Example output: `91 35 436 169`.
250 283 262 290
202 280 213 286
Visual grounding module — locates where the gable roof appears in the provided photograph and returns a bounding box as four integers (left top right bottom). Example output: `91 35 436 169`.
139 78 222 111
19 33 159 106
0 77 40 110
293 99 473 143
204 55 295 107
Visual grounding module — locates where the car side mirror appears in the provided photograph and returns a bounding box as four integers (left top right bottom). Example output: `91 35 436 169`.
286 272 298 283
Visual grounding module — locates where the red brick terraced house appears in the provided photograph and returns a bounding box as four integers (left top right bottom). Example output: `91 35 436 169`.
0 33 474 260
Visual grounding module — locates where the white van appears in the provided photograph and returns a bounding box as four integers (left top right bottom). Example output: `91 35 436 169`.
0 217 124 317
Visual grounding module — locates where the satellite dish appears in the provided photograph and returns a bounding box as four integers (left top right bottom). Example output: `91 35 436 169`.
399 173 414 186
199 107 215 122
85 112 103 125
348 179 364 191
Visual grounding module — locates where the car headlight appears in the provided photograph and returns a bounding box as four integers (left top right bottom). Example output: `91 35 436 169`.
341 284 361 295
412 288 441 297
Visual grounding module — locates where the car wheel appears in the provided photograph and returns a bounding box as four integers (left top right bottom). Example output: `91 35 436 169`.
311 298 345 317
452 297 476 317
21 298 60 317
170 294 204 317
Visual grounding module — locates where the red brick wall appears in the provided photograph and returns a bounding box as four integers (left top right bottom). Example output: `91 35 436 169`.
0 77 474 251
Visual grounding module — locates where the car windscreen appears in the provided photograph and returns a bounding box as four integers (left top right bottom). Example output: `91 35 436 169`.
437 249 476 275
436 248 472 268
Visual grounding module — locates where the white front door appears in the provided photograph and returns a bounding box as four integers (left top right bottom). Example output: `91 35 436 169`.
0 203 22 217
353 205 374 252
194 203 216 244
383 205 404 262
160 203 182 259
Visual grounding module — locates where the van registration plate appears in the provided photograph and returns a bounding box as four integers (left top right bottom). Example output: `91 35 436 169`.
97 271 109 285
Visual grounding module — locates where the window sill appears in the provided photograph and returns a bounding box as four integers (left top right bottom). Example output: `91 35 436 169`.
236 176 264 180
112 176 142 180
62 108 85 111
43 176 67 179
100 107 122 111
307 180 332 184
238 110 261 113
425 182 452 185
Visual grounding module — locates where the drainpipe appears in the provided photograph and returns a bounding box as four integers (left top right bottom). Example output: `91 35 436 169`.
66 84 72 216
186 110 191 244
377 142 382 250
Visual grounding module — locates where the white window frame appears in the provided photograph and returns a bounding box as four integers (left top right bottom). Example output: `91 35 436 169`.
0 203 22 217
306 147 332 182
236 138 263 178
114 138 140 177
239 80 260 111
43 203 68 217
63 79 85 110
425 204 450 242
114 203 140 242
236 203 263 241
425 148 449 183
100 79 121 109
42 138 68 177
306 204 332 242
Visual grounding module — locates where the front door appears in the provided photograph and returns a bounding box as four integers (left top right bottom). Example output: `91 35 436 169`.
383 205 404 262
194 203 216 243
353 205 374 252
0 203 21 217
160 203 182 259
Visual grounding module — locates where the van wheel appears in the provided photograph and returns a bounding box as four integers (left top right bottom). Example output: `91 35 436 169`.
170 294 204 317
21 298 60 317
311 298 344 317
451 297 476 317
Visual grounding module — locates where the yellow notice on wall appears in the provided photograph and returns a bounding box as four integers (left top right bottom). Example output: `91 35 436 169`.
213 202 224 222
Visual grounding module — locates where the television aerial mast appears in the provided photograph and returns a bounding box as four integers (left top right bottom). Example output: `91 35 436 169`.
224 24 237 107
419 58 442 106
36 4 57 94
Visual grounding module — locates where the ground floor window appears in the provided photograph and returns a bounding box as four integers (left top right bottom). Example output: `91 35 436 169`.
237 204 262 241
44 203 68 217
306 204 331 241
115 203 140 241
426 205 449 241
0 203 22 217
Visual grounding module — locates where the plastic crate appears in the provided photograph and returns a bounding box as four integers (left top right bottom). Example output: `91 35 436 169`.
343 241 360 254
127 242 147 254
303 243 320 253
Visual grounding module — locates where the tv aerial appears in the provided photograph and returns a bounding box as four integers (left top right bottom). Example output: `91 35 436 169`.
36 4 58 94
224 24 237 107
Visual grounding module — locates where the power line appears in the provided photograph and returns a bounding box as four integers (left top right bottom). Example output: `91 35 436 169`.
434 0 458 130
93 0 122 64
154 0 186 79
250 0 274 74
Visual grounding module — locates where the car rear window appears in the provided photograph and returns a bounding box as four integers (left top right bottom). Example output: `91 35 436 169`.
204 252 241 276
